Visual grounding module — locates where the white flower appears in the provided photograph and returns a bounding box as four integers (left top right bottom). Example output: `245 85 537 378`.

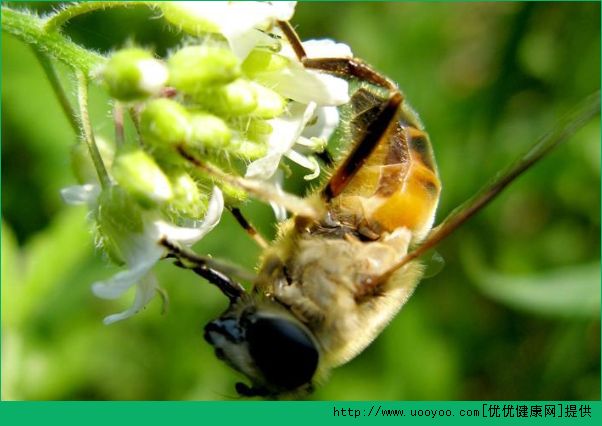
161 4 351 184
289 39 353 59
254 66 350 106
62 184 224 324
297 105 340 144
245 39 352 182
245 101 340 182
60 183 101 206
269 173 289 222
246 101 316 180
253 38 353 107
161 1 296 60
163 3 352 105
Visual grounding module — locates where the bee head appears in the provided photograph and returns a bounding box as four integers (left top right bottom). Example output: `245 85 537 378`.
204 299 320 397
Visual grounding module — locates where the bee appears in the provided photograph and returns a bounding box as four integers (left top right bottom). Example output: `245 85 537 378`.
164 21 599 398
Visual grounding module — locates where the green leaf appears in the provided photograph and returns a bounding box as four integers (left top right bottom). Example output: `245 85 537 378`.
1 221 21 324
6 207 93 325
463 243 600 318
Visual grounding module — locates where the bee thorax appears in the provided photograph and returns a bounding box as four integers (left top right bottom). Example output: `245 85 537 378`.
257 226 423 368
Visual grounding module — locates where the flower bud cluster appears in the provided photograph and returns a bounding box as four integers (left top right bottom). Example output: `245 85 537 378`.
98 39 300 219
64 1 353 324
92 1 353 223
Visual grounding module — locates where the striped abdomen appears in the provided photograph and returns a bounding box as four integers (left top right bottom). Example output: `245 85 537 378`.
331 104 441 241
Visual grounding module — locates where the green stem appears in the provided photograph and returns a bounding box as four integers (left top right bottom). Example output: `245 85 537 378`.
1 7 105 76
43 1 152 32
32 49 79 133
76 71 111 188
128 107 142 144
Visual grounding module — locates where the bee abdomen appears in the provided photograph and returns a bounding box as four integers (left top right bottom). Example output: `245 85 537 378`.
334 119 441 240
371 123 441 238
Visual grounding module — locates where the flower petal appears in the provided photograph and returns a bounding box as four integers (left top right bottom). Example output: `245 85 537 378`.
269 101 316 153
218 1 295 35
268 171 288 222
302 39 353 59
102 273 158 325
268 1 297 21
284 150 320 180
301 106 340 141
60 184 100 205
165 2 296 58
245 152 282 180
92 256 157 300
119 228 166 267
246 102 316 179
280 38 353 60
154 186 224 245
270 200 287 222
225 28 276 61
256 66 349 105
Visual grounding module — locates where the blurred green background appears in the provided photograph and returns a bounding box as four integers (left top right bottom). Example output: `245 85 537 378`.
2 2 600 400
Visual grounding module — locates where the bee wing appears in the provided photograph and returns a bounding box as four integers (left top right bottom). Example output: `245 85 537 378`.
384 91 600 276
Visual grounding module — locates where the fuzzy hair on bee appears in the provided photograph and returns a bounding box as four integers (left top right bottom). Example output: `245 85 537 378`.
166 19 448 397
163 20 599 399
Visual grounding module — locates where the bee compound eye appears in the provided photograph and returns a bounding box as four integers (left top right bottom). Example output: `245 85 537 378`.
246 316 319 390
204 317 244 344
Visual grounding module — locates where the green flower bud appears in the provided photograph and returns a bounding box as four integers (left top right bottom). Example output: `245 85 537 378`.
70 137 115 184
231 139 268 160
159 4 221 36
140 99 190 146
250 82 286 118
168 46 240 94
101 48 168 101
168 171 207 219
96 186 145 265
242 49 289 77
197 79 257 116
245 119 273 142
111 147 173 208
188 112 231 150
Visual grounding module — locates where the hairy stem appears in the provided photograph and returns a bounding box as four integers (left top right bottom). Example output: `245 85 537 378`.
76 71 111 188
43 1 151 32
33 49 79 133
1 7 105 75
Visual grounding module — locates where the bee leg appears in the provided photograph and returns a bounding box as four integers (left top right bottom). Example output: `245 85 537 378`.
229 207 269 249
278 21 403 201
273 280 325 327
177 145 321 219
159 238 249 302
278 21 398 91
322 91 402 201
